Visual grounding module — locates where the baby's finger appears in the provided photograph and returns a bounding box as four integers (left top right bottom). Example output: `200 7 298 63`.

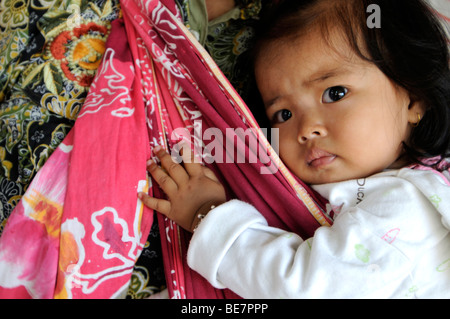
155 147 189 185
138 192 171 216
180 145 203 176
147 160 178 195
203 166 221 183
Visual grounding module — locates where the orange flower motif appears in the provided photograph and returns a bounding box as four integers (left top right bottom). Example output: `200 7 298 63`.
49 22 109 88
72 38 106 70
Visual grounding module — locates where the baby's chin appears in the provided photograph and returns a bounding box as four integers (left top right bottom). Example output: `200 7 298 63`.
296 169 372 186
294 173 345 186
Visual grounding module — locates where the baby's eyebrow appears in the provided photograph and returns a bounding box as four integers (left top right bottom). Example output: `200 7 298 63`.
263 65 358 109
263 69 345 109
307 71 338 84
304 67 351 86
264 96 282 110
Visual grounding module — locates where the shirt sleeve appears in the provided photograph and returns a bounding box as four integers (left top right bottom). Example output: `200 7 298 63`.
187 198 414 298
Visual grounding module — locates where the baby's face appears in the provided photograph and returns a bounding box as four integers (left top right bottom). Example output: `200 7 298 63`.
255 30 423 184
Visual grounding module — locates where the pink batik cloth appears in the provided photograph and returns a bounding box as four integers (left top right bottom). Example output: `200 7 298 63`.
0 0 331 298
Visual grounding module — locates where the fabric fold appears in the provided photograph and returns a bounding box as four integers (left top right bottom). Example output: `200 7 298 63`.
0 0 330 298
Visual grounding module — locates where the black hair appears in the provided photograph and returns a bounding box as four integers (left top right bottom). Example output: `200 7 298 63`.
251 0 450 170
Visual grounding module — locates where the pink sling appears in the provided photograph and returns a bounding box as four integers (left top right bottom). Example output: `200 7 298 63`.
0 0 331 298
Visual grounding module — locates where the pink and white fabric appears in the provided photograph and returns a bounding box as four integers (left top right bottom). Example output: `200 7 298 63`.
0 0 330 298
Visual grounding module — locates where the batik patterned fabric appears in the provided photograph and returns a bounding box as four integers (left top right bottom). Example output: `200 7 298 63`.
0 0 267 299
0 0 329 298
0 15 154 298
0 0 164 299
0 0 121 233
175 0 262 102
129 0 267 299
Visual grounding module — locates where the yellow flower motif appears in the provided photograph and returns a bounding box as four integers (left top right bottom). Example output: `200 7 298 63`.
10 34 26 58
0 146 13 177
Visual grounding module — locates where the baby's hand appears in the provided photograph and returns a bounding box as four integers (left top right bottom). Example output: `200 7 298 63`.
138 146 226 232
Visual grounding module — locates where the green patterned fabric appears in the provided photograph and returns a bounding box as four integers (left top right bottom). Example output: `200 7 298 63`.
175 0 262 101
0 0 121 233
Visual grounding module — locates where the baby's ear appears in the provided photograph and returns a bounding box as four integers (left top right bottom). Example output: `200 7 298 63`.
407 98 426 126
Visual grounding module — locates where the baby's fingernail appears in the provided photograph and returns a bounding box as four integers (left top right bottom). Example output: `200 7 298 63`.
146 160 158 171
138 192 145 199
153 145 162 153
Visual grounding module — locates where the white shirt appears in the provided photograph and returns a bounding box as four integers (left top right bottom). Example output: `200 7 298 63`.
187 167 450 298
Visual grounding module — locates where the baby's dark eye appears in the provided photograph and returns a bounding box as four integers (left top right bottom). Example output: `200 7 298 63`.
322 86 348 103
271 109 292 124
